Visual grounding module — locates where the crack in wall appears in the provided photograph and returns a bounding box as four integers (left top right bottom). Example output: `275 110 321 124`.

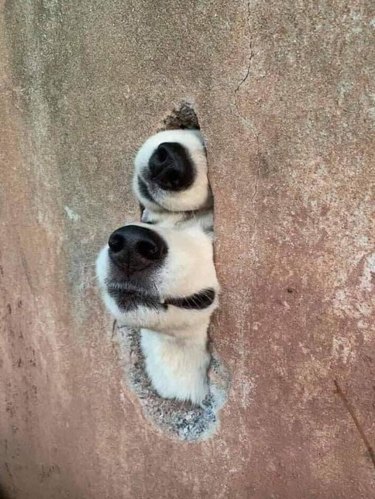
233 0 257 135
334 380 375 470
234 0 254 96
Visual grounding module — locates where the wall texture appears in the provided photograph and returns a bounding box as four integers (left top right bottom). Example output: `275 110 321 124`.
1 0 374 497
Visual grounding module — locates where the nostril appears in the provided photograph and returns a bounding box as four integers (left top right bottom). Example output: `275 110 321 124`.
149 145 170 178
156 145 168 163
164 170 180 188
136 240 164 261
108 233 125 253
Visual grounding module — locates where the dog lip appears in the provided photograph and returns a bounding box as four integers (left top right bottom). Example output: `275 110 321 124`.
106 284 164 310
105 279 154 295
137 175 164 208
164 288 216 310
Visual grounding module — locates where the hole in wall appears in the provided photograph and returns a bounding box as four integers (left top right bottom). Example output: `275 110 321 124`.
114 326 230 441
114 102 230 441
158 101 201 130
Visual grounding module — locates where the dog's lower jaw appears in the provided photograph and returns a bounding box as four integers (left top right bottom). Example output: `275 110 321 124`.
140 326 210 406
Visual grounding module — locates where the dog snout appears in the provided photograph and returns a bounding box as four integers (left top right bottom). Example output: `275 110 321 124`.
108 225 167 274
148 142 195 191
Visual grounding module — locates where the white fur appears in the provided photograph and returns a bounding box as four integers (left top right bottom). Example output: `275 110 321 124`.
133 129 212 213
97 129 218 405
141 325 210 404
141 207 214 235
96 222 219 405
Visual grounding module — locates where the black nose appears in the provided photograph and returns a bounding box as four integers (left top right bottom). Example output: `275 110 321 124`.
148 142 195 191
108 225 167 275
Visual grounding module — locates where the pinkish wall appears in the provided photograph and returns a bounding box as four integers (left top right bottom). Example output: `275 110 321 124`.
0 1 374 497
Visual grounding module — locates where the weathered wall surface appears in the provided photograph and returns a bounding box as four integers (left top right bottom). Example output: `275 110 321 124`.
1 0 374 497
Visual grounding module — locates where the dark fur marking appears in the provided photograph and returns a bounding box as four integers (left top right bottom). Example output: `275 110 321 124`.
137 176 157 204
165 288 216 310
108 288 165 311
108 286 216 312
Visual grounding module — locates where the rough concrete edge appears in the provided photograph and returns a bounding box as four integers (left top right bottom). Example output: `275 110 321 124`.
114 324 231 442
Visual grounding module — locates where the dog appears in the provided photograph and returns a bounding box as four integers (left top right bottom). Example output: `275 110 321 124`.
96 130 218 405
133 129 213 232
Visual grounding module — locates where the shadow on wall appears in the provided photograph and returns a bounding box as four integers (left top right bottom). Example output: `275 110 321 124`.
0 483 11 499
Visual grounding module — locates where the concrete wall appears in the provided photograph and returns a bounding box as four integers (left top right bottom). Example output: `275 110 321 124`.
1 0 374 497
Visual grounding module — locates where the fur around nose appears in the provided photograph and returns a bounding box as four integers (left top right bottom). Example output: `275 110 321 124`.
108 225 167 274
148 142 195 191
